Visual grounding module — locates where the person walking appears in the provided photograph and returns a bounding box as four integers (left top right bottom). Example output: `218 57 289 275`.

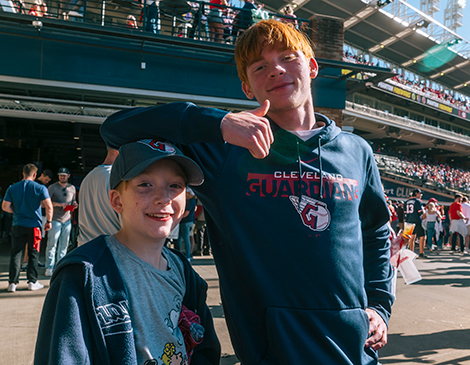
422 201 442 252
44 167 77 276
405 189 426 258
36 169 53 237
176 187 197 260
2 163 53 291
449 194 468 253
461 196 470 254
77 147 120 246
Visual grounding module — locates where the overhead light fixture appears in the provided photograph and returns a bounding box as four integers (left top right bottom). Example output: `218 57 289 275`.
376 0 392 8
369 27 414 53
0 121 5 142
73 124 81 140
370 44 386 52
454 81 470 89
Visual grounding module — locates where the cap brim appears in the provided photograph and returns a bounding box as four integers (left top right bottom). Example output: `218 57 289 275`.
120 155 204 187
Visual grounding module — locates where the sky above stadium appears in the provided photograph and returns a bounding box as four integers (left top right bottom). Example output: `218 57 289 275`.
398 0 470 40
231 0 470 41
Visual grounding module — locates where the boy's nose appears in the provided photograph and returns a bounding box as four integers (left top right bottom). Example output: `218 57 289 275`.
154 190 171 205
269 64 286 78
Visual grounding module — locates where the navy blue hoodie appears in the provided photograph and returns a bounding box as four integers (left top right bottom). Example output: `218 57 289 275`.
34 235 220 365
100 103 394 364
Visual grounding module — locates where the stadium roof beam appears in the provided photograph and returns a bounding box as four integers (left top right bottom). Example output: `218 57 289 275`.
369 27 416 53
344 0 389 30
454 81 470 88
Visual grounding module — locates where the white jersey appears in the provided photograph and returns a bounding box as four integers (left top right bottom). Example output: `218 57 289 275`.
78 165 121 246
461 202 470 226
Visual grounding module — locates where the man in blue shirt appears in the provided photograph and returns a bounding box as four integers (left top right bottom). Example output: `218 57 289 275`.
2 163 53 291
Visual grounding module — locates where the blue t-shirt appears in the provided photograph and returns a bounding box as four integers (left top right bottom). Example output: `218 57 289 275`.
181 198 197 224
4 180 50 228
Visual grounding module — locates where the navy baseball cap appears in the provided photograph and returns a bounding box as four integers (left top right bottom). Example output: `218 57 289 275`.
412 188 422 195
58 167 70 175
110 139 204 189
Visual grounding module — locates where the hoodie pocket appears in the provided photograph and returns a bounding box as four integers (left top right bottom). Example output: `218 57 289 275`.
259 306 374 365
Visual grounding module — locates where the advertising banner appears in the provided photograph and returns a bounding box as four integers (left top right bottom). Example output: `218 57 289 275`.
382 178 454 205
377 81 468 121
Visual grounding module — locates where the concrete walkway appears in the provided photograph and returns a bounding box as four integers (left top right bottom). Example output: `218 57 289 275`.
1 243 470 364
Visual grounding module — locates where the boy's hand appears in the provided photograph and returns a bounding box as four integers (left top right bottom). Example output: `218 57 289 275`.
221 100 273 159
364 308 388 351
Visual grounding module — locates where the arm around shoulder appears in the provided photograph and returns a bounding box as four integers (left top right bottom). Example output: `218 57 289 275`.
100 102 228 149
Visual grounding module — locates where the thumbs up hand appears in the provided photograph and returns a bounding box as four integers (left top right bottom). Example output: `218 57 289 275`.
220 100 273 159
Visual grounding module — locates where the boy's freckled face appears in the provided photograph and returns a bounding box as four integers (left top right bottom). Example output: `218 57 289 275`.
242 42 318 114
114 159 187 243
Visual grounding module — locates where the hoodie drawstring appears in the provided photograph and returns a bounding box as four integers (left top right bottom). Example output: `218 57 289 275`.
318 137 323 199
296 140 302 201
297 136 324 200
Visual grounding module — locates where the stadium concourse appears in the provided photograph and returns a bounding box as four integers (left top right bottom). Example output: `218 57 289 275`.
3 0 470 363
2 243 470 365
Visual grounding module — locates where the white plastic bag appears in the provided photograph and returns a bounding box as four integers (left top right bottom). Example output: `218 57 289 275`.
397 248 422 285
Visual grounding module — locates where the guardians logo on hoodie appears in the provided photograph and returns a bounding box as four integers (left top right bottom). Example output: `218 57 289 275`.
289 195 330 231
247 170 359 231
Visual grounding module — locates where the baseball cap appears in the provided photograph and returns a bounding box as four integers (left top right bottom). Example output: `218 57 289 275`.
110 139 204 190
412 188 422 195
58 167 70 175
428 197 437 203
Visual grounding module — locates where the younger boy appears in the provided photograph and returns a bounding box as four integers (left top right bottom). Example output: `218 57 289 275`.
34 139 220 365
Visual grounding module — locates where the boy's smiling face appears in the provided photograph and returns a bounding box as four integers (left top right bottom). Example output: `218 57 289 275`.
110 159 187 244
241 42 318 116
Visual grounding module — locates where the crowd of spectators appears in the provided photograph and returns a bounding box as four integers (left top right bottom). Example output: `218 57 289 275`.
343 50 377 66
343 51 470 112
375 148 470 193
3 0 304 44
389 74 470 111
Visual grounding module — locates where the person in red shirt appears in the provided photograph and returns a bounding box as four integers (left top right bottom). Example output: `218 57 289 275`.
449 194 468 252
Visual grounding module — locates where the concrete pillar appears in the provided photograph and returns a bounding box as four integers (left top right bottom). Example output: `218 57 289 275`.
309 14 344 128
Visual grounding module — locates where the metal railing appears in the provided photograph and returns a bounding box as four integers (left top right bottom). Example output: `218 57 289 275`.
0 97 118 123
1 0 310 45
345 100 470 144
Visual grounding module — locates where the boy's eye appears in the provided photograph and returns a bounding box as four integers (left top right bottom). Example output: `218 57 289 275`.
251 64 264 73
138 182 151 187
170 183 185 189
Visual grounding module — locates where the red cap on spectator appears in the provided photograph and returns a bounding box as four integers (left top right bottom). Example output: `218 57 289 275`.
428 198 437 203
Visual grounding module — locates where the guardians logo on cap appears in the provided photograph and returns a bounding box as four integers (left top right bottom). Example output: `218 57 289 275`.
138 139 176 154
110 139 204 190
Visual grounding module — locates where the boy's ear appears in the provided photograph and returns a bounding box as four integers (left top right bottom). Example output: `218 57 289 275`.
242 81 255 100
109 189 123 213
309 58 319 79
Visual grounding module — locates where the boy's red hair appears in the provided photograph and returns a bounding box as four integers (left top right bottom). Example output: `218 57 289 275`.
234 19 314 85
